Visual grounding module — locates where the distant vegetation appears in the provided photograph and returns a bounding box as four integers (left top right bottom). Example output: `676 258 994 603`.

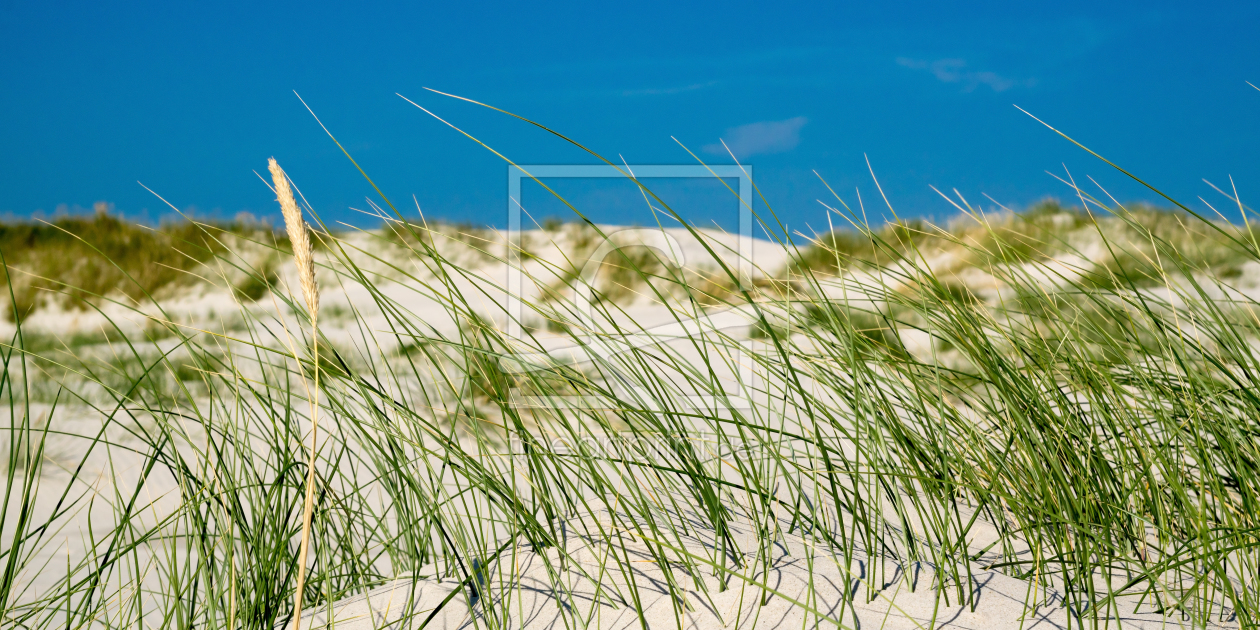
792 199 1256 284
0 211 261 321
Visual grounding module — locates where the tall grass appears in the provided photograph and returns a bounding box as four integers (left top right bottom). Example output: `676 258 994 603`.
1 104 1258 630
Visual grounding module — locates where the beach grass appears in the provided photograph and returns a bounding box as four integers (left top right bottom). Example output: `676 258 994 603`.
1 111 1258 629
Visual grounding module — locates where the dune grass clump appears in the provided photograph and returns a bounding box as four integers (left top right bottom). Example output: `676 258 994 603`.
233 260 280 302
792 198 1256 289
0 210 262 321
3 104 1260 630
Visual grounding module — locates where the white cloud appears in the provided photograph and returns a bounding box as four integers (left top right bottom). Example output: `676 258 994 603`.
896 57 1034 93
703 116 808 158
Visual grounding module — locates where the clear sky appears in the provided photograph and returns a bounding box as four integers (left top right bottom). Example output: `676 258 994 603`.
2 1 1257 232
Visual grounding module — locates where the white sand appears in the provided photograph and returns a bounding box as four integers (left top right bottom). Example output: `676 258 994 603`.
296 511 1230 630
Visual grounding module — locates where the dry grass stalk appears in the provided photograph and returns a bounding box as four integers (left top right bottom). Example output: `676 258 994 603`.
268 157 320 630
269 158 319 317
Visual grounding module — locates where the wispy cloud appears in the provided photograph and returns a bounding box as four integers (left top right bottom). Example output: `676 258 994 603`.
703 116 808 158
622 80 718 97
896 57 1035 92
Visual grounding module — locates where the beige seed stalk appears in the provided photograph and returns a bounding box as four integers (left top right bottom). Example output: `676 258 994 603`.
270 158 319 317
268 157 320 630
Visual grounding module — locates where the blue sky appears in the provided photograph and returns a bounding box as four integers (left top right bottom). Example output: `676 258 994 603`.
1 1 1257 232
